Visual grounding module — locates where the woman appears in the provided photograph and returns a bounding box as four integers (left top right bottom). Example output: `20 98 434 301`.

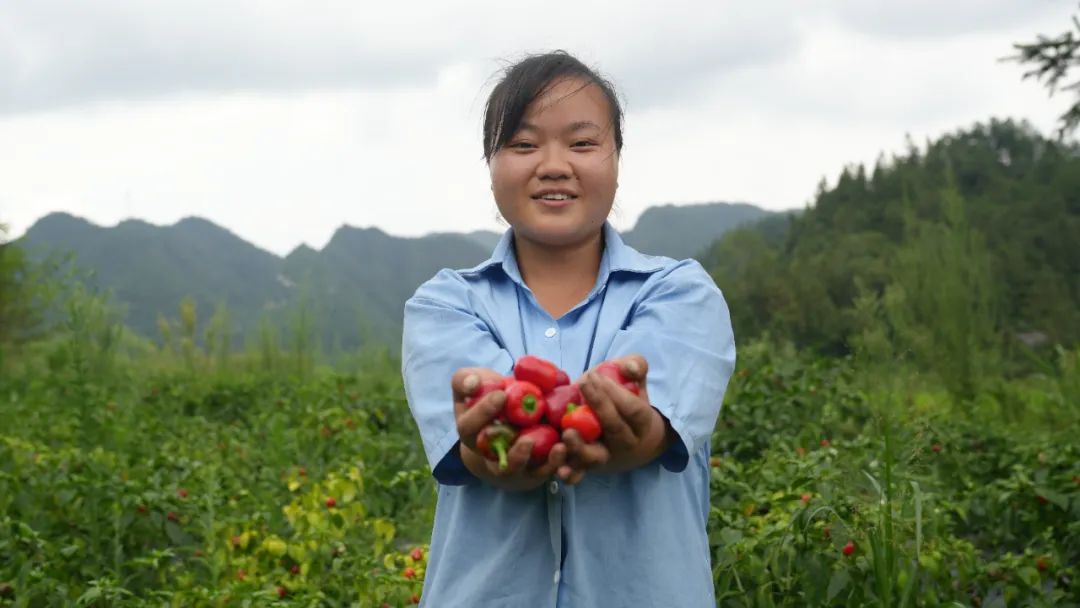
402 50 736 607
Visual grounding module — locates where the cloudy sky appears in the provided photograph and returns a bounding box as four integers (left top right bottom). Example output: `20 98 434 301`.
2 1 1076 256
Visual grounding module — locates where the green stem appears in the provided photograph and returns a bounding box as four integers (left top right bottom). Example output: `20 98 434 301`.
494 438 509 470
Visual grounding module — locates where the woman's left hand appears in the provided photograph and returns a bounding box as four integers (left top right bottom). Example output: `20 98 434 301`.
559 355 673 482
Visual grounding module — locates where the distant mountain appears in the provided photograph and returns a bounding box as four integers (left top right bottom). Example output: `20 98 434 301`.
623 202 775 260
19 213 288 345
17 201 778 350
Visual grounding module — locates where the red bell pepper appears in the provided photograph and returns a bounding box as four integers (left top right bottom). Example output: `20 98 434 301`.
555 369 570 387
518 425 560 466
475 422 516 470
513 355 561 394
596 361 641 396
503 380 547 427
545 384 583 431
562 403 602 443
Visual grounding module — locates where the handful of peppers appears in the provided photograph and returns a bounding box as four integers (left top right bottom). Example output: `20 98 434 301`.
465 355 640 470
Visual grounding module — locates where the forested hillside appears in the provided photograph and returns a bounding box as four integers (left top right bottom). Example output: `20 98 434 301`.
705 119 1080 361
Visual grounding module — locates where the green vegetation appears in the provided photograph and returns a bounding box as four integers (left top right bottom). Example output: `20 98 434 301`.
705 120 1080 363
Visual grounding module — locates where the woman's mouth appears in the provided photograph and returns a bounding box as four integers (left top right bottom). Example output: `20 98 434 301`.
532 193 578 208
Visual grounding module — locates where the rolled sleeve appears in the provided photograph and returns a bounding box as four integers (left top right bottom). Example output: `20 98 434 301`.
607 260 736 472
402 270 514 485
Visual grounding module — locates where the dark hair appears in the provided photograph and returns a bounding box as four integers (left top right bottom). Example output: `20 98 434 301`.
482 50 623 163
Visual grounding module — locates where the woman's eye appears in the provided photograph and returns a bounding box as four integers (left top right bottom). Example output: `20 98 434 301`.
509 142 535 149
572 140 597 148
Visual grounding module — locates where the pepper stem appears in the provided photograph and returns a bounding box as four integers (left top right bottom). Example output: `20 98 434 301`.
523 394 536 413
494 437 509 470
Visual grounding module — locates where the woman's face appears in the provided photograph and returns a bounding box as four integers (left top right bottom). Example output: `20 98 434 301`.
489 77 619 249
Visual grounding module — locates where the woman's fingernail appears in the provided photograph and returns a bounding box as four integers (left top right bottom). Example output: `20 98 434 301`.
463 374 478 392
624 360 640 376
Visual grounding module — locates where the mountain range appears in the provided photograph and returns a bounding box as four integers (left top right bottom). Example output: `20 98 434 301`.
17 201 781 351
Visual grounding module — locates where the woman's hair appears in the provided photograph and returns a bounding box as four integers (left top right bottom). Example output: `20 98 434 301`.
482 50 623 163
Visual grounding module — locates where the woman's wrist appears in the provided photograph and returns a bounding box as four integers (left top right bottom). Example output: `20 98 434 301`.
594 406 673 474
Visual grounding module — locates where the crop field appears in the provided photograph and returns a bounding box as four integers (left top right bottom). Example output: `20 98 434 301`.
2 335 1077 607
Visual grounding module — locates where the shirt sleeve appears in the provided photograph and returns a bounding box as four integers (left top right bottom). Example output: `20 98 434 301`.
402 269 515 485
606 259 736 472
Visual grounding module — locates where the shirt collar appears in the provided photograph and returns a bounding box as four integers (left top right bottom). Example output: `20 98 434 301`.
462 221 665 285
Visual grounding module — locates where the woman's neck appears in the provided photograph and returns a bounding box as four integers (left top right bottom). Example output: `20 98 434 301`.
513 229 604 319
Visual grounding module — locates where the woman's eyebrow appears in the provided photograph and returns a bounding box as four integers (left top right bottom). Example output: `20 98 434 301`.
518 120 603 134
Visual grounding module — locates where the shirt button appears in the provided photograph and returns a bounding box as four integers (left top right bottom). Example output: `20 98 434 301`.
554 569 561 585
549 481 559 495
544 327 557 338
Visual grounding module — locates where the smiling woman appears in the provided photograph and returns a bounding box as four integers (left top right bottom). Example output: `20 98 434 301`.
402 50 736 607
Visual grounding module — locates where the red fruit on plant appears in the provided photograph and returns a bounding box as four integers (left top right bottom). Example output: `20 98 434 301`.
411 547 424 561
709 456 722 468
931 443 942 453
519 425 560 466
137 504 148 514
596 361 640 395
194 549 204 557
277 586 287 598
236 568 247 581
823 527 831 539
795 447 807 457
177 488 188 499
476 423 517 470
403 567 416 579
555 370 570 386
800 493 811 504
1037 495 1049 505
503 381 547 427
842 541 855 556
325 497 337 509
820 439 831 448
464 379 506 409
231 535 242 548
167 511 179 522
514 355 561 393
545 384 583 430
562 404 602 443
410 593 421 604
1036 556 1049 571
290 564 300 575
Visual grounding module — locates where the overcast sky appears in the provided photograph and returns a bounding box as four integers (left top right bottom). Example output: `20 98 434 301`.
2 1 1077 256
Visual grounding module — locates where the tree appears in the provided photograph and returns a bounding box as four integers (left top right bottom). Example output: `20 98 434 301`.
1010 4 1080 136
0 223 57 349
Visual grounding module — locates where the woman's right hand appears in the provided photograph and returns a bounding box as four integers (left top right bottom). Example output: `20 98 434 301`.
452 368 567 491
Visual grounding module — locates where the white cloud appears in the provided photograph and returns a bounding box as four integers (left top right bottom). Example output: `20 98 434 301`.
1 1 1076 254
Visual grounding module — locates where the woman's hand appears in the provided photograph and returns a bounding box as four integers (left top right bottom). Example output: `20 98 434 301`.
452 368 568 491
566 355 673 478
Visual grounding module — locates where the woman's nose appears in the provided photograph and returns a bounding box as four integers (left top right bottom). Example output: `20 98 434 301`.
535 145 573 180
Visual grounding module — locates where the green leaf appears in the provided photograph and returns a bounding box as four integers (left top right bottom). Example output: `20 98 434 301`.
1017 566 1040 587
720 528 743 545
76 587 102 606
164 521 187 546
827 569 851 602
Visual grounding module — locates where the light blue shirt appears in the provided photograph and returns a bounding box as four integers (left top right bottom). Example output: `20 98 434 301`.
402 221 736 607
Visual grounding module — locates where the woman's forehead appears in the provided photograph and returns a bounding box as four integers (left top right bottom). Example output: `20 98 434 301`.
523 79 610 126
